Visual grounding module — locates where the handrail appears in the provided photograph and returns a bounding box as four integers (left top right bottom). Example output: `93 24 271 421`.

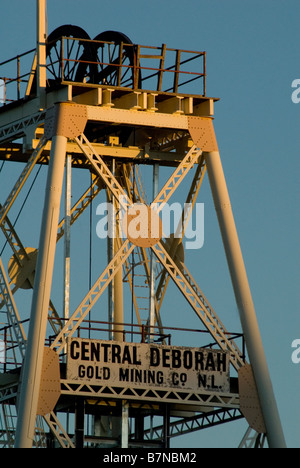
0 37 207 105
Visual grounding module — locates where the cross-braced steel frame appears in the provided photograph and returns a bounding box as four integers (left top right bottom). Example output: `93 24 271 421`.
0 15 286 449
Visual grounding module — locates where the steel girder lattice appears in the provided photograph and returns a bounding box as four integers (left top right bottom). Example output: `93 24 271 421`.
0 23 286 449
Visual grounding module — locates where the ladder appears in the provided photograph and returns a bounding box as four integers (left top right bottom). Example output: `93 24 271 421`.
135 43 167 91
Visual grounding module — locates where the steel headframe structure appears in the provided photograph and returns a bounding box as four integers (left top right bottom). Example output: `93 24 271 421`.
0 0 286 449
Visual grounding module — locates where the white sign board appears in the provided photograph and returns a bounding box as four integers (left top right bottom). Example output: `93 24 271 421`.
67 338 230 394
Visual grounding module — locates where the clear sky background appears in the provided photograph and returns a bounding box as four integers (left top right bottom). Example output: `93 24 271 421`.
0 0 299 448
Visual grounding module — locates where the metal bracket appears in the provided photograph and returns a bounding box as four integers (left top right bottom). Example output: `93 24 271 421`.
44 103 88 140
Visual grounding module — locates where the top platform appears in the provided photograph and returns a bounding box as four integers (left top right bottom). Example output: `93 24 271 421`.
0 33 218 107
0 32 219 159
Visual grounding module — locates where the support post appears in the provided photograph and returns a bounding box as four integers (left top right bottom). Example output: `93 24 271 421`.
36 0 47 105
164 404 170 449
149 163 159 342
135 415 144 442
113 173 124 342
204 150 286 449
121 401 129 449
14 133 67 448
64 154 71 324
107 158 124 342
63 154 71 359
114 248 124 341
75 398 85 449
14 102 88 448
107 202 114 339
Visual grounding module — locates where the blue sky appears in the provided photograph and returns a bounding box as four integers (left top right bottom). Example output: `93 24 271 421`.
0 0 299 448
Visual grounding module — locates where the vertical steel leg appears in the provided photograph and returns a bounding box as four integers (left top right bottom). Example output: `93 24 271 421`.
75 398 85 449
14 134 67 448
164 404 170 449
204 150 286 448
63 154 71 359
64 154 71 323
121 401 129 449
149 163 159 342
113 184 124 342
36 0 47 106
108 159 115 340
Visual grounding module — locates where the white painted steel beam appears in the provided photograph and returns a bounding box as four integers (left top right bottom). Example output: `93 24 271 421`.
63 154 72 324
86 105 190 130
149 163 159 342
204 150 286 449
14 133 67 448
75 134 131 211
36 0 47 104
60 380 240 409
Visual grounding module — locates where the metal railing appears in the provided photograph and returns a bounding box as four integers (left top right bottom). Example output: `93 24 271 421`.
0 317 245 371
0 49 36 105
0 37 206 105
59 36 206 95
